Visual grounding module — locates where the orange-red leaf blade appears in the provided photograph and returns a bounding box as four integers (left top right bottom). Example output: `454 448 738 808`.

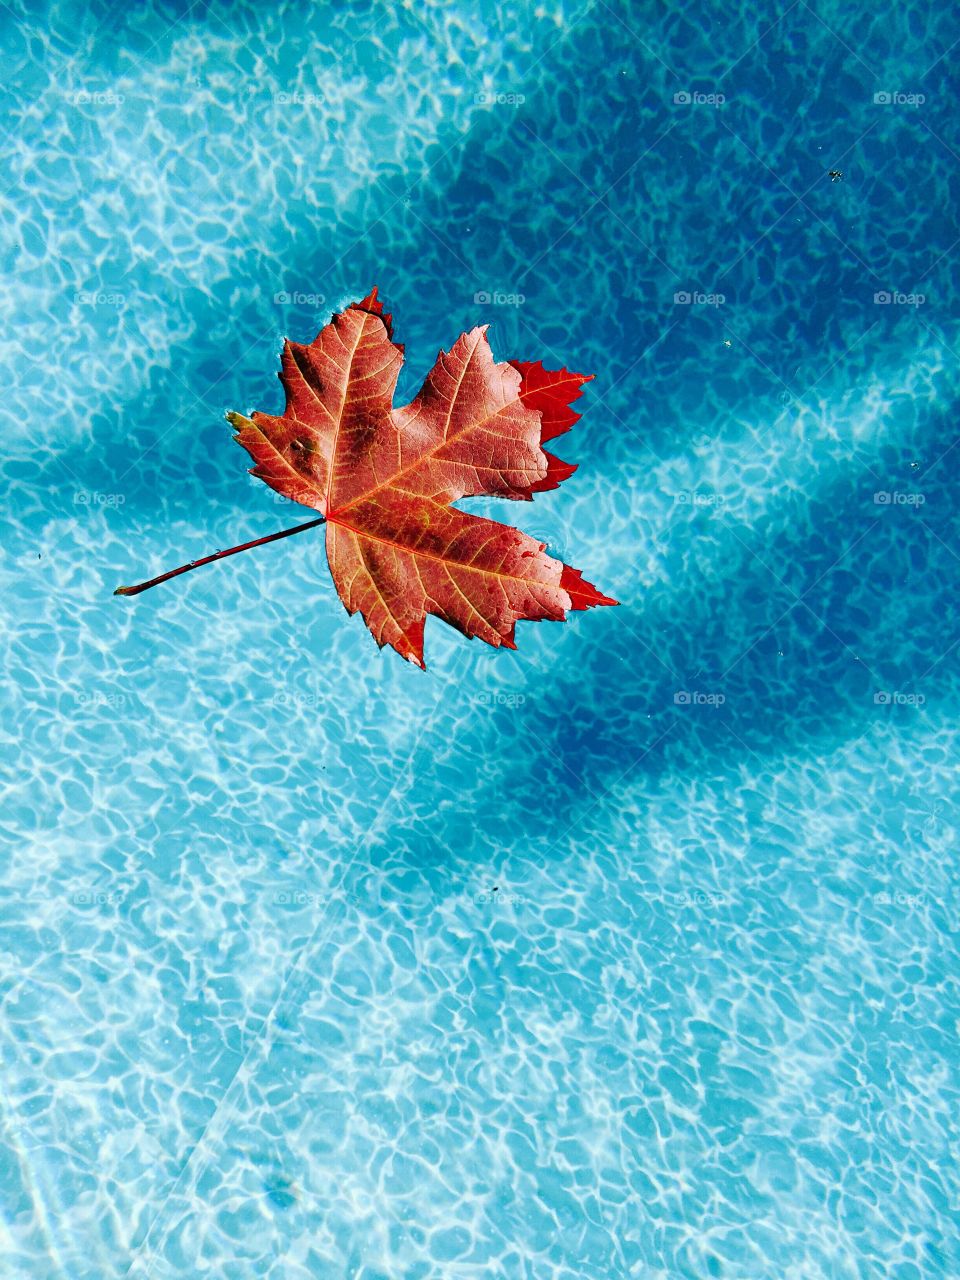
230 292 616 663
231 302 402 514
511 359 595 443
326 493 576 667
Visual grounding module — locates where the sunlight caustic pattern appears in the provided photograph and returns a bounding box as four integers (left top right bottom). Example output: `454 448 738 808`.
2 0 958 1276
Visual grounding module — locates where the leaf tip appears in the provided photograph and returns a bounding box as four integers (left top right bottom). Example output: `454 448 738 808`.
350 286 393 339
560 564 619 611
226 410 254 435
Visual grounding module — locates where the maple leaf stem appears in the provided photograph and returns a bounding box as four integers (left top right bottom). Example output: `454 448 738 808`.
113 516 327 598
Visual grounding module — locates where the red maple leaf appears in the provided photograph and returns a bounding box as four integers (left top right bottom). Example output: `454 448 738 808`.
116 289 617 667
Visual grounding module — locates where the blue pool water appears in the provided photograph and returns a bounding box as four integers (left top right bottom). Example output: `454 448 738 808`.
3 0 959 1275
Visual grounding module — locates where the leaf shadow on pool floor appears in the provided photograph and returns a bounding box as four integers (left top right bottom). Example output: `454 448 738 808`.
365 390 960 888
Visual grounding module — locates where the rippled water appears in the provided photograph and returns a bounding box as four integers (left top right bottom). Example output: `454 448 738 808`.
2 0 959 1276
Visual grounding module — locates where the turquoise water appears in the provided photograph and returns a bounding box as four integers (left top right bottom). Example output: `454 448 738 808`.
3 0 959 1276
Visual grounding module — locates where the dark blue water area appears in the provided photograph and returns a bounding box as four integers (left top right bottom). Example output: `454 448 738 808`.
1 0 959 1276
